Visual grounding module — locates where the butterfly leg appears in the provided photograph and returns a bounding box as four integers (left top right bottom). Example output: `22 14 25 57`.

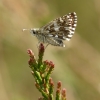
36 41 41 48
45 43 49 49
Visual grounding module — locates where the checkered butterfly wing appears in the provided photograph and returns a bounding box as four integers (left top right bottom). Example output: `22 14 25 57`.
40 12 77 46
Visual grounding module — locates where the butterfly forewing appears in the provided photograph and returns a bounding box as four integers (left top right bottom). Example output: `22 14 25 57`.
40 12 77 41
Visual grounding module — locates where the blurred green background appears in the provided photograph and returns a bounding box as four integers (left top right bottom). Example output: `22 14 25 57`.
0 0 100 100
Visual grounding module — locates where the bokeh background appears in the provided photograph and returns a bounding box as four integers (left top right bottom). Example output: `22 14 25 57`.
0 0 100 100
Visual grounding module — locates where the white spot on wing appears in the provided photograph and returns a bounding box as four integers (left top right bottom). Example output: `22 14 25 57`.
59 17 63 23
68 34 73 38
72 28 75 31
73 24 77 27
67 16 70 18
70 31 74 34
74 15 77 18
66 38 70 41
69 19 72 21
74 21 77 23
48 34 53 37
54 27 59 31
55 35 58 37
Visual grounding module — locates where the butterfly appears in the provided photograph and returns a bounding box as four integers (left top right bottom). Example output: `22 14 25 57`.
23 12 77 47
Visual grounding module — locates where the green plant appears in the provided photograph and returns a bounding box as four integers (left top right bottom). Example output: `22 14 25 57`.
27 43 67 100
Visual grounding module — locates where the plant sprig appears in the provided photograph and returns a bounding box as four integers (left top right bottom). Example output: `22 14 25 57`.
27 43 67 100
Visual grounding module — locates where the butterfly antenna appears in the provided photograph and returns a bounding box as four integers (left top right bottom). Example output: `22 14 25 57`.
22 29 30 32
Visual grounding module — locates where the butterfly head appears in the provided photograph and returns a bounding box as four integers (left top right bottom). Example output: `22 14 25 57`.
30 28 39 36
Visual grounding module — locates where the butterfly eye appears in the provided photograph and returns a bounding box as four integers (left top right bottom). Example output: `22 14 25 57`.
32 30 36 34
30 29 36 35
